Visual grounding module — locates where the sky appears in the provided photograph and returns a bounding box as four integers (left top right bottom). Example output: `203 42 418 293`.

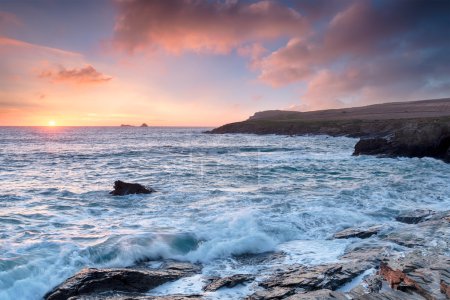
0 0 450 126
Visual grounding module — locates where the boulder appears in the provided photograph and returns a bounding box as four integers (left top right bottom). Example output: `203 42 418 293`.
141 123 149 127
110 180 155 196
45 262 201 300
396 209 436 224
203 274 255 292
333 225 383 239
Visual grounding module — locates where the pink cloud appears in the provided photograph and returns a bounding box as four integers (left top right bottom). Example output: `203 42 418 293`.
113 0 306 54
39 65 112 84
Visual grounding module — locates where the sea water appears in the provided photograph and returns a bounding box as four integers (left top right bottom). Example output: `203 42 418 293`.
0 127 449 299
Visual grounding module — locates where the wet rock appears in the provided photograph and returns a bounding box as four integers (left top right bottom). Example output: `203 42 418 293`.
348 274 383 297
248 286 296 300
234 251 286 265
250 244 390 300
140 123 149 127
285 289 347 299
333 225 383 239
379 251 450 300
45 262 201 300
260 262 371 292
203 274 255 291
110 180 156 196
396 209 436 224
353 122 450 162
353 138 391 156
384 211 450 253
69 295 202 300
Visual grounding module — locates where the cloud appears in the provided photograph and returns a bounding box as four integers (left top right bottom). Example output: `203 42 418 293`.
0 10 21 32
251 0 450 110
39 65 112 84
113 0 306 54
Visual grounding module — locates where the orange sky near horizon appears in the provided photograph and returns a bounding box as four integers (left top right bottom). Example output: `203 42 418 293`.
1 1 450 126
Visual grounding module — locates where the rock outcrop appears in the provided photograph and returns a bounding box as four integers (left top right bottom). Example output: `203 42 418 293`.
396 209 436 224
45 262 200 300
110 180 156 196
141 123 149 127
333 225 383 239
203 274 255 291
379 251 450 299
353 122 450 162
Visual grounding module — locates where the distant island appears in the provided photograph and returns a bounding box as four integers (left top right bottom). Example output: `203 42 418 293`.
120 123 149 127
209 98 450 163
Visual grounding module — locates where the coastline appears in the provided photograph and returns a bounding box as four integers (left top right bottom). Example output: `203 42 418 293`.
208 99 450 163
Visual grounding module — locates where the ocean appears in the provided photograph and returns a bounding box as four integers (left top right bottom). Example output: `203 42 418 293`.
0 126 449 299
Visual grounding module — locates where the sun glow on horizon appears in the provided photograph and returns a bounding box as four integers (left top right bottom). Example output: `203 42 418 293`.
48 120 56 126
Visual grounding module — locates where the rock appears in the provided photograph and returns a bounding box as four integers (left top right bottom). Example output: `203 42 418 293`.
260 262 371 292
203 274 254 291
333 225 383 239
110 180 155 196
284 289 347 300
384 211 450 253
70 296 202 300
353 122 450 162
353 138 391 156
348 274 383 297
141 123 149 127
44 262 201 300
379 251 450 300
233 251 286 265
248 287 296 300
396 209 436 224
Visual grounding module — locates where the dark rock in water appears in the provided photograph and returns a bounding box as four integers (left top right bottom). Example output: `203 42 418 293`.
77 295 202 300
353 138 391 156
233 251 286 265
141 123 149 127
396 209 436 224
333 225 383 239
203 274 254 292
285 289 347 300
70 295 202 300
120 124 134 127
45 262 201 300
379 251 450 300
353 122 450 162
248 286 296 300
110 180 155 196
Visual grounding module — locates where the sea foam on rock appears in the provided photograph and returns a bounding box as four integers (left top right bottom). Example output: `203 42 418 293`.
44 261 200 300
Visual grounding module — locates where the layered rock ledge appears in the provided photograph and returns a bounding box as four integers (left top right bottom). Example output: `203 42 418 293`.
44 210 449 300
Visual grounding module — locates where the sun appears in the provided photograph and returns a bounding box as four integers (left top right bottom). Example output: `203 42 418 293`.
48 120 56 126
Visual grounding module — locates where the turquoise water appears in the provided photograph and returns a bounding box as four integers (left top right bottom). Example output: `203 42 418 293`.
0 127 449 299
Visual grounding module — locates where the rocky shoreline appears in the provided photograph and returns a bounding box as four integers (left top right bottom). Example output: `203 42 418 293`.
44 209 450 299
208 99 450 163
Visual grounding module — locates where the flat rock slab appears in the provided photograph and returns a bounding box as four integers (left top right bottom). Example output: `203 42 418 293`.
396 209 436 224
203 274 255 292
385 211 450 253
333 225 383 239
379 251 450 300
45 262 201 300
110 180 156 196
